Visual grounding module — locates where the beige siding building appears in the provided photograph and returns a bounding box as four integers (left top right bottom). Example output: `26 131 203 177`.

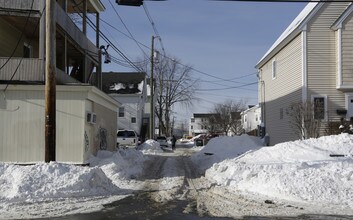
0 85 119 163
256 1 353 145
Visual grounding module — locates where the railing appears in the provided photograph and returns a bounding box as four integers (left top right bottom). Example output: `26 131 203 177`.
0 58 80 84
0 58 43 81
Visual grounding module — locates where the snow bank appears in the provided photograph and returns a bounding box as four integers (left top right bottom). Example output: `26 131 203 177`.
87 149 146 181
205 134 353 209
137 139 164 154
0 162 119 203
191 135 263 171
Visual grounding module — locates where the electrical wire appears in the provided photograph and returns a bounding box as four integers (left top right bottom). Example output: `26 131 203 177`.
195 82 258 91
3 0 40 93
0 0 36 71
143 3 166 54
108 0 150 59
71 1 144 72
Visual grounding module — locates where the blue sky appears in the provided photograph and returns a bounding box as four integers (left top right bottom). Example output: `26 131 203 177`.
98 0 308 122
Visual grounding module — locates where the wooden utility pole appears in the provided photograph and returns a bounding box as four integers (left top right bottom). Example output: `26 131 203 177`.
45 0 56 162
149 36 155 139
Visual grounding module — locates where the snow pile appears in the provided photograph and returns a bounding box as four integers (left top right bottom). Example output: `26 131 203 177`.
191 135 263 171
87 149 146 182
205 134 353 209
137 139 164 154
0 162 119 203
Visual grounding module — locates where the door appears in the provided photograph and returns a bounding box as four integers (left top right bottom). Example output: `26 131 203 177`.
346 95 353 120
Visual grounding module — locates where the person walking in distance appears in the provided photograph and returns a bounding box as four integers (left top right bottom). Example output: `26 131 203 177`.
172 135 177 150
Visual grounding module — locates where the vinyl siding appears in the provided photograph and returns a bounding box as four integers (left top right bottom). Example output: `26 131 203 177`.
260 34 303 145
0 85 118 163
341 13 353 86
307 3 349 122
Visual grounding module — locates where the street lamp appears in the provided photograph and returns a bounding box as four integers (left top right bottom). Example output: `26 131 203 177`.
116 0 143 6
150 35 160 139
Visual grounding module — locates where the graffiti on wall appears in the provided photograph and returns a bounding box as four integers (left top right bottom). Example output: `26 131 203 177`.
99 127 108 150
84 131 89 152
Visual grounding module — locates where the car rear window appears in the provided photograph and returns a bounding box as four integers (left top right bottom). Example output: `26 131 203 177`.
117 130 136 137
157 136 166 140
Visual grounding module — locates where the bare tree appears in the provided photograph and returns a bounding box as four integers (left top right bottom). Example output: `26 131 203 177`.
210 100 246 135
154 56 198 136
286 100 322 139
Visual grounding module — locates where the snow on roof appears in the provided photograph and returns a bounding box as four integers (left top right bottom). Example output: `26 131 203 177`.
256 2 318 68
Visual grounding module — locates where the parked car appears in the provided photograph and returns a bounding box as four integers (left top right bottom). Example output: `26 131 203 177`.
117 130 138 148
156 136 169 147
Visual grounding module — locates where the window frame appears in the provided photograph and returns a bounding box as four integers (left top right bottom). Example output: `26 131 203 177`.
118 107 125 117
272 59 277 79
311 95 327 121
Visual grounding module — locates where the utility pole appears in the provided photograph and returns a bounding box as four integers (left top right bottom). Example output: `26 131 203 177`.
149 36 160 139
45 0 56 162
149 36 155 139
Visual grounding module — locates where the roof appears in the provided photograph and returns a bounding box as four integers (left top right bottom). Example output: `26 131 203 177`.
102 72 146 94
255 2 319 68
193 113 218 118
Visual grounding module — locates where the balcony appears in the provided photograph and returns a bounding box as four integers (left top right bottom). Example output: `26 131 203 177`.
0 58 79 84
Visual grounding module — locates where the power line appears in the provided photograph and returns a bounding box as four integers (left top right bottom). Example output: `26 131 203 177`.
0 0 36 71
195 82 258 91
71 0 144 72
3 0 40 93
108 0 150 59
143 3 166 54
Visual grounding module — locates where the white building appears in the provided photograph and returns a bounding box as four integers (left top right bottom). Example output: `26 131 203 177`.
102 72 148 139
189 113 215 136
241 105 261 133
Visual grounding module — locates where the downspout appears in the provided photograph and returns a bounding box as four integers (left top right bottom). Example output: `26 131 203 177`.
337 27 343 88
302 26 308 102
301 26 308 139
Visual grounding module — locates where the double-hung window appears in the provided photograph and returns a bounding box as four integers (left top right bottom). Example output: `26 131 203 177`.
312 96 326 120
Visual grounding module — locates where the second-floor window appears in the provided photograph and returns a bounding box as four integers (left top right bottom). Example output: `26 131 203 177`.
131 117 136 123
119 107 124 117
191 118 195 123
272 60 277 79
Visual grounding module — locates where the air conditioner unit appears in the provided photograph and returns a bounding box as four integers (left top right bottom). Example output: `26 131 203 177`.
86 112 97 124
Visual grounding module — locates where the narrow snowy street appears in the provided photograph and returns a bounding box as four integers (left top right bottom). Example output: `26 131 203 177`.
51 143 352 220
2 135 353 219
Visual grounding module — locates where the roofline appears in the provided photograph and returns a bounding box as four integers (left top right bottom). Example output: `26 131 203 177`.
255 2 322 69
90 0 105 13
331 3 353 30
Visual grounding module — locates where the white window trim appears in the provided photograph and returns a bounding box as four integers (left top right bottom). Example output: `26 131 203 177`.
311 95 328 121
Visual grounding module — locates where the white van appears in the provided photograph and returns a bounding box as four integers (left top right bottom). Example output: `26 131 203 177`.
117 130 138 148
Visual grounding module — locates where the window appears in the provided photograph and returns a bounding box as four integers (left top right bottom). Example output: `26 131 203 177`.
272 60 276 79
191 118 195 123
119 107 124 117
131 117 136 123
244 115 247 123
191 125 193 130
255 114 258 122
313 97 325 120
